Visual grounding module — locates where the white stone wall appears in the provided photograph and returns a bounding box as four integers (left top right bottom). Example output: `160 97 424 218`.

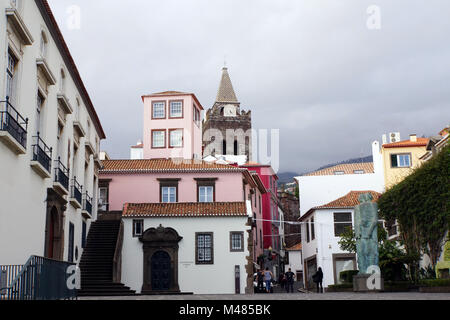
122 216 251 294
0 0 103 265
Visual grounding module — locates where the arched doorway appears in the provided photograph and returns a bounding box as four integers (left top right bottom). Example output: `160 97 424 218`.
44 189 67 261
151 251 171 291
47 207 58 259
140 225 183 294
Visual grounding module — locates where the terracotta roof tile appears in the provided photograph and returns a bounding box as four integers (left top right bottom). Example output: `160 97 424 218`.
315 191 381 209
286 243 302 251
123 202 248 218
383 138 429 148
304 163 374 176
100 159 245 173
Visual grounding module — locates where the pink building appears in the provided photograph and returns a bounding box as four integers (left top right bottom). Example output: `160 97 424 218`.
142 91 203 160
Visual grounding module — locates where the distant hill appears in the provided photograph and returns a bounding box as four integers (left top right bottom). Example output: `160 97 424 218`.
277 171 301 185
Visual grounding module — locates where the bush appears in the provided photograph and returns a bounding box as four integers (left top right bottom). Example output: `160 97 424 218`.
339 270 359 284
419 279 450 287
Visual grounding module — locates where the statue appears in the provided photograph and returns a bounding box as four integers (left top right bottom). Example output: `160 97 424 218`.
354 193 379 274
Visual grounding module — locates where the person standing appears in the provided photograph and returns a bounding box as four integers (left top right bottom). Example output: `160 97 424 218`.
256 269 264 293
313 267 324 293
285 268 296 293
264 268 274 293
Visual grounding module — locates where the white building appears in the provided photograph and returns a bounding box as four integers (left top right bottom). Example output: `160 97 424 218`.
0 0 105 266
130 140 143 160
299 191 381 290
121 202 252 294
284 242 303 284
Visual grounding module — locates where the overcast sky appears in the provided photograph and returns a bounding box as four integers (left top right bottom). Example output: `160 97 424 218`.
48 0 450 173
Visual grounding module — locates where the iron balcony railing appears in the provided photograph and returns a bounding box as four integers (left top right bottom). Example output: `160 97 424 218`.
71 177 82 204
32 133 52 173
0 96 28 149
0 265 22 297
83 192 93 215
54 157 69 191
0 256 77 300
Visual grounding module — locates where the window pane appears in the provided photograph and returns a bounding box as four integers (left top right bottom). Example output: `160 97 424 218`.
334 212 352 222
170 130 183 147
152 131 165 148
153 102 165 118
391 154 398 167
170 101 183 117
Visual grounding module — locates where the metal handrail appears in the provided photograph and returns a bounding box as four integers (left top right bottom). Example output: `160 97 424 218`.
71 177 82 204
0 96 28 148
54 157 69 190
32 132 52 172
83 191 92 214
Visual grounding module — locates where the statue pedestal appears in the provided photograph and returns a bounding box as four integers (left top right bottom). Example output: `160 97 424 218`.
353 274 384 292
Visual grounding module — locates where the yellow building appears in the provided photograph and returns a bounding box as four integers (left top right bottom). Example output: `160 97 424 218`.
381 134 429 189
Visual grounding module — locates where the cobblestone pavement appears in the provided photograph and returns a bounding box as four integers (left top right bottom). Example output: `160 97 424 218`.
79 292 450 300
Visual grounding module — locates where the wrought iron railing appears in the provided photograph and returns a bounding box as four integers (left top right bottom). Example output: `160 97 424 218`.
32 133 52 173
71 177 82 204
0 96 28 149
82 192 92 215
54 157 69 191
0 265 22 298
0 256 77 300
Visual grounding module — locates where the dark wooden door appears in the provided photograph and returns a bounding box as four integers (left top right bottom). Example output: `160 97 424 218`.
151 251 171 291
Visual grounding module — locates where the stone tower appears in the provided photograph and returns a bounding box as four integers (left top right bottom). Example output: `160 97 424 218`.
203 67 252 162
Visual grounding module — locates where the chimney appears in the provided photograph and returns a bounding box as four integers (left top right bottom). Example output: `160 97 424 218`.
410 134 417 142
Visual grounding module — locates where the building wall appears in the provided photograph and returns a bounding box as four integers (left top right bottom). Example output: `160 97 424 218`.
102 172 246 211
381 145 427 189
122 216 251 294
130 147 143 160
285 250 303 275
301 209 356 288
0 0 102 265
142 94 202 160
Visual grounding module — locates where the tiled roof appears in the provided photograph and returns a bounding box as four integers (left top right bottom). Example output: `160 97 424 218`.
315 191 381 209
304 163 374 176
215 67 239 104
383 138 429 148
100 159 245 173
131 143 143 149
286 243 302 251
123 202 248 218
141 91 204 110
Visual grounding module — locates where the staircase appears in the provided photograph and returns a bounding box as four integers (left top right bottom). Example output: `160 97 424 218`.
78 220 136 296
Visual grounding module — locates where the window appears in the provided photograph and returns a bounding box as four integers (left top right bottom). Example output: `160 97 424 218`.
133 219 144 237
6 51 17 101
152 130 166 148
199 186 214 202
82 221 87 248
334 171 345 175
196 233 213 264
169 101 183 118
334 212 352 237
230 232 244 252
68 223 75 263
98 187 108 211
40 32 48 58
60 69 66 93
57 123 64 159
152 102 165 119
260 230 263 249
193 107 200 126
354 170 365 174
169 129 183 148
391 154 411 168
159 179 179 203
311 217 315 240
306 220 310 243
36 92 44 134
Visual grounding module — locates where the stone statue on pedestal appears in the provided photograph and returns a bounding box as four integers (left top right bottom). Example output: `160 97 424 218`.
354 193 379 274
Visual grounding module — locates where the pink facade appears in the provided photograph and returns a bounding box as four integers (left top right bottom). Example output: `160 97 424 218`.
240 164 280 253
142 92 203 160
104 171 247 212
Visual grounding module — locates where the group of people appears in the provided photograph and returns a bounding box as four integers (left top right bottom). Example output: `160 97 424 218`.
256 266 324 294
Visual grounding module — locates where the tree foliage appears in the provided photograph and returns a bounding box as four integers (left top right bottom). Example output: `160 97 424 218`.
378 143 450 279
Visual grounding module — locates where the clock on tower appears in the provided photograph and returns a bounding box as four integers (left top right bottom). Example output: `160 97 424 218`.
224 104 237 117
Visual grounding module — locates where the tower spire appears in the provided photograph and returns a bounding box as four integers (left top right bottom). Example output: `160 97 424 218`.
215 66 239 106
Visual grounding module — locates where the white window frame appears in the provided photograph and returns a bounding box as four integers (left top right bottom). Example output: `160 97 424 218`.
161 186 177 203
152 130 166 148
152 102 165 119
169 101 183 118
198 186 214 203
169 129 183 148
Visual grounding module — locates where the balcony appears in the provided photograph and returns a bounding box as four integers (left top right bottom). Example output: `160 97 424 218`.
0 97 28 154
73 120 85 138
36 58 56 86
53 158 70 196
57 94 73 115
30 133 52 179
82 192 93 219
69 177 82 209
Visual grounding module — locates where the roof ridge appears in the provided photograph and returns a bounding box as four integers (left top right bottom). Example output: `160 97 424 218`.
215 67 239 105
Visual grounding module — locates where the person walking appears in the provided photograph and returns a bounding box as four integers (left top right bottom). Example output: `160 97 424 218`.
285 268 296 293
312 267 323 293
264 268 274 293
256 269 264 293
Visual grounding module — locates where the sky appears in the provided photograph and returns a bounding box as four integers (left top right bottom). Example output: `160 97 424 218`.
47 0 450 174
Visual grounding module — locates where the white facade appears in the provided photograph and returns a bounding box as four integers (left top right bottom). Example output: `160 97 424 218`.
121 216 251 294
296 141 385 217
0 0 104 265
285 250 303 276
130 146 143 160
301 208 357 289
